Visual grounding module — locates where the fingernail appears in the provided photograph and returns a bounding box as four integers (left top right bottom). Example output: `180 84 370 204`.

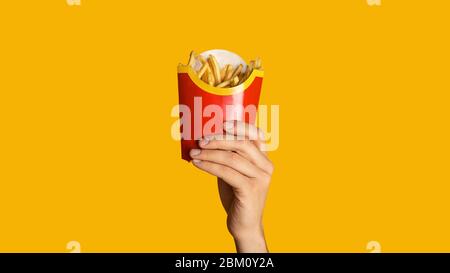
224 121 234 131
190 149 201 157
199 138 209 146
192 159 201 164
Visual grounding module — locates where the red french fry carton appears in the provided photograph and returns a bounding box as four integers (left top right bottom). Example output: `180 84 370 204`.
177 49 264 161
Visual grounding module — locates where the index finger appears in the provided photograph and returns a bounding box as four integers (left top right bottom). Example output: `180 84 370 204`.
223 120 267 151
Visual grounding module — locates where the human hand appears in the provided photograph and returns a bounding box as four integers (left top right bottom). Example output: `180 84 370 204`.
190 121 274 253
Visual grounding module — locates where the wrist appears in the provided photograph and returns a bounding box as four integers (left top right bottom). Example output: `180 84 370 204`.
232 227 268 253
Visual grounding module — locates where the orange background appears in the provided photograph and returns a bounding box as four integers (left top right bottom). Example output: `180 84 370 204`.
0 0 449 252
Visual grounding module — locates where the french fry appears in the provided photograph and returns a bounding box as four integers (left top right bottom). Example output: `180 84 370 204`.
216 80 231 88
246 61 255 80
254 57 262 69
248 60 255 72
196 55 211 82
239 61 253 84
188 51 197 67
220 66 227 82
207 69 215 86
238 71 245 83
197 55 207 65
201 69 209 82
197 63 209 79
230 64 243 79
207 55 221 85
224 64 233 81
231 75 239 86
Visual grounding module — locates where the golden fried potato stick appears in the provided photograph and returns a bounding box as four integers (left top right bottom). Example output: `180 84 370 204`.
239 73 245 84
224 64 233 81
207 69 215 86
240 61 254 84
195 55 211 83
230 64 243 80
207 55 221 85
201 70 209 82
255 57 262 69
220 66 227 83
197 54 207 65
216 80 231 88
248 60 255 71
197 63 209 79
231 75 239 86
188 51 197 67
248 60 255 75
209 74 239 88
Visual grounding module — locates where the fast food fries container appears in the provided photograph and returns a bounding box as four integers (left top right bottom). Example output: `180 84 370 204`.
177 49 264 161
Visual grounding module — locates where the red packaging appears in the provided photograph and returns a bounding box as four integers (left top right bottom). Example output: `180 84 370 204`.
177 50 264 161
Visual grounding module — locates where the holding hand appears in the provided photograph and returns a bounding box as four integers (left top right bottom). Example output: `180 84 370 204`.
190 120 273 253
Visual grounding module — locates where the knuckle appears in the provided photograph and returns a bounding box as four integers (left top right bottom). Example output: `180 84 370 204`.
218 166 235 181
212 150 234 165
198 150 210 160
210 139 227 150
206 139 218 148
258 172 272 185
251 180 268 193
236 139 251 150
216 164 227 175
241 139 251 146
229 151 240 162
267 161 274 175
209 161 224 172
264 174 272 185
